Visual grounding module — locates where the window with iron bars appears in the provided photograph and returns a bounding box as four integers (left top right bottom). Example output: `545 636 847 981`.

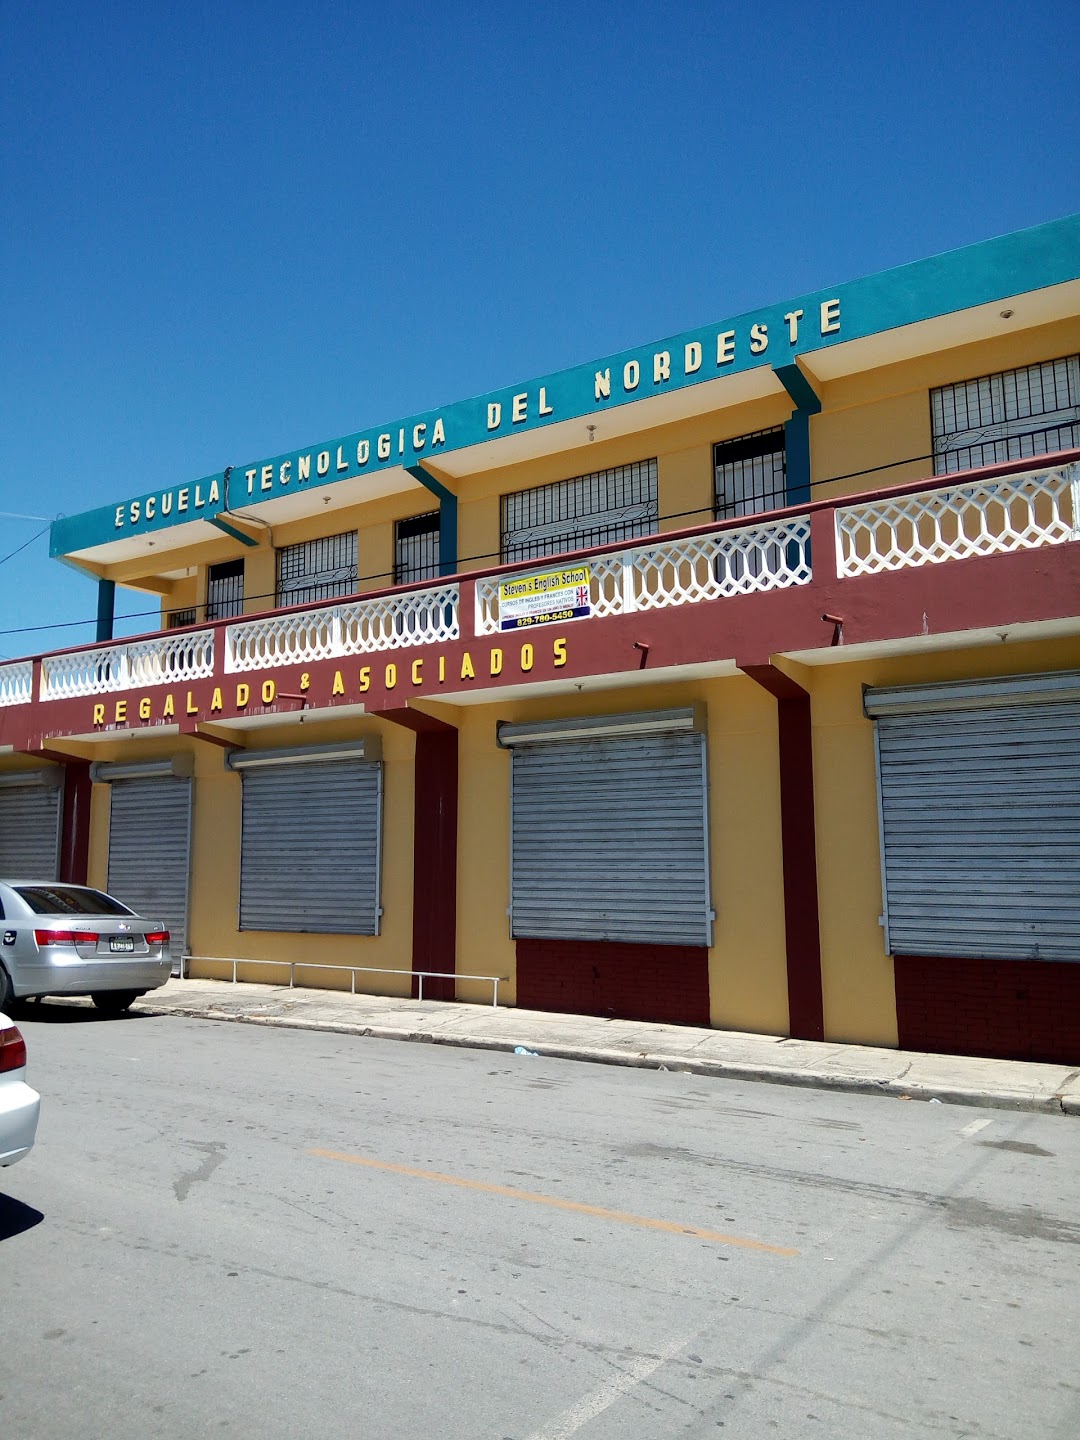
166 607 197 630
395 512 441 585
205 559 245 622
501 459 658 565
931 354 1080 475
713 427 787 520
275 531 358 607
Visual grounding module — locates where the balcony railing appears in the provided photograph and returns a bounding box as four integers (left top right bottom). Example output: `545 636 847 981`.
835 459 1079 577
475 514 812 634
0 659 33 708
3 454 1074 707
38 630 215 701
223 583 460 673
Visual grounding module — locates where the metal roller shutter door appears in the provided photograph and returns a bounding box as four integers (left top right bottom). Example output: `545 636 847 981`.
0 782 62 878
239 760 382 933
107 777 192 958
510 732 712 946
874 696 1080 961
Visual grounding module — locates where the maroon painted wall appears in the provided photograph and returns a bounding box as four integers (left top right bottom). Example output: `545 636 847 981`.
895 955 1080 1064
516 938 711 1026
739 665 825 1042
410 727 458 1001
58 761 91 885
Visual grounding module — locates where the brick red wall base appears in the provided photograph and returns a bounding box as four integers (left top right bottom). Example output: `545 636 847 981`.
895 956 1080 1064
515 938 710 1026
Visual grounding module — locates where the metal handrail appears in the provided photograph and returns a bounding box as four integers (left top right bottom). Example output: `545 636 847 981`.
179 954 507 1006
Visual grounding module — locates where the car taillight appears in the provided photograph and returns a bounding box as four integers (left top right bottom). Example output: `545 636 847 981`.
144 930 169 946
34 929 99 946
0 1024 27 1073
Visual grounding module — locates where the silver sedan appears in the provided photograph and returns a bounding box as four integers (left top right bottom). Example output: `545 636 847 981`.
0 881 172 1015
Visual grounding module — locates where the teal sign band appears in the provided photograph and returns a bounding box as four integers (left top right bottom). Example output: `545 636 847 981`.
49 214 1080 559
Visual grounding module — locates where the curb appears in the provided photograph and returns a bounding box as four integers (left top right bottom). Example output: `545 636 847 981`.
132 999 1075 1117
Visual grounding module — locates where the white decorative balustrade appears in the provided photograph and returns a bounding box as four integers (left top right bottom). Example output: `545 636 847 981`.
835 461 1080 579
224 584 460 673
0 660 33 707
6 461 1077 713
474 516 812 635
40 630 215 700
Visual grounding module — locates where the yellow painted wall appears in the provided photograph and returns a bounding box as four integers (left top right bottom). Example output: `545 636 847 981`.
160 572 199 626
457 397 793 561
243 547 276 614
812 391 931 503
458 494 501 573
110 313 1079 621
658 445 713 531
705 676 788 1033
453 675 790 1033
87 783 110 891
813 315 1080 502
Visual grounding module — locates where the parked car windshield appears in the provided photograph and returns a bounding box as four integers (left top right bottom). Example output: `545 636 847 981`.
14 886 135 917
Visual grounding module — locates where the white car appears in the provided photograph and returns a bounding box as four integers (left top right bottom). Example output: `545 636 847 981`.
0 1013 40 1167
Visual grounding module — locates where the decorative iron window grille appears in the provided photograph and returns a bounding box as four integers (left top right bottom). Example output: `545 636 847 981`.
713 427 787 520
166 607 197 630
395 512 441 585
501 459 658 565
931 354 1080 475
276 531 358 607
205 559 245 622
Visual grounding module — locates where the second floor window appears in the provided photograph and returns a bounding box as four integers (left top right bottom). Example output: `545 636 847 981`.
713 428 787 520
276 532 358 607
501 459 658 565
395 512 441 585
205 559 245 622
931 354 1080 474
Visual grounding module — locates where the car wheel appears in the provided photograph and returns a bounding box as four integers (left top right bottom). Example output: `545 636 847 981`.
0 963 12 1012
91 990 139 1015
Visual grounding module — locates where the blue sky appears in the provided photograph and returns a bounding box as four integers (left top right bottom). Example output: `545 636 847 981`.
2 1 1077 656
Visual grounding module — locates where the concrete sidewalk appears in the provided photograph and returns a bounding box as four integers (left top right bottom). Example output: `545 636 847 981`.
100 976 1080 1116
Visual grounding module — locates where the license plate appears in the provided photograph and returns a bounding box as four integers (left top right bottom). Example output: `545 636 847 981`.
109 936 135 953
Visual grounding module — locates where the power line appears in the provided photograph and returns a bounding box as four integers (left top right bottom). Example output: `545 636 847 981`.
0 523 50 569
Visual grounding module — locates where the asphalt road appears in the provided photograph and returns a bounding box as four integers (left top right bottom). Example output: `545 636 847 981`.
2 1006 1078 1440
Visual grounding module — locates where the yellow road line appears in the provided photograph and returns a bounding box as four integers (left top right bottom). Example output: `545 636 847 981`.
307 1148 798 1257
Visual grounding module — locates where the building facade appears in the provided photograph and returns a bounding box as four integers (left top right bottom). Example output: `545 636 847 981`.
2 215 1079 1062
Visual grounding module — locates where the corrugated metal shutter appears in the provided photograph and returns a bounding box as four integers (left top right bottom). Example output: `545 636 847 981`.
0 777 62 878
239 760 382 933
508 729 712 946
107 777 192 959
870 677 1080 962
